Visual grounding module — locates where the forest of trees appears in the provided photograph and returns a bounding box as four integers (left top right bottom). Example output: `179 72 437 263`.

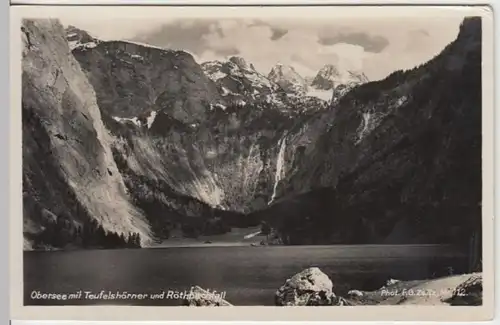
179 216 231 239
32 216 142 250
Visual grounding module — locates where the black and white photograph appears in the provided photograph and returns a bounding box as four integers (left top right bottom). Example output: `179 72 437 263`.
13 4 493 317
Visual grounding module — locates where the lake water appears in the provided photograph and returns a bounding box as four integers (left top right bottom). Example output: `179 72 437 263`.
24 245 467 306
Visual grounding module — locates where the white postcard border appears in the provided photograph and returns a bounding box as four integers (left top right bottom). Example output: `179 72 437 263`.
9 4 495 321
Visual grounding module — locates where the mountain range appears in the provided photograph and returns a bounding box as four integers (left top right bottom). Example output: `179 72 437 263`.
22 18 482 254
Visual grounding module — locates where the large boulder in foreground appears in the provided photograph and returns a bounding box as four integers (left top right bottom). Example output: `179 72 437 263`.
446 274 482 306
183 286 232 306
275 267 337 306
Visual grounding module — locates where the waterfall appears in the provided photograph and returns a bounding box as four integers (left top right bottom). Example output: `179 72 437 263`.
268 135 287 205
356 112 372 144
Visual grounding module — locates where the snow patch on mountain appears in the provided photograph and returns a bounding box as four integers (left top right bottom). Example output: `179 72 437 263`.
201 58 331 110
146 111 157 129
215 103 227 111
244 69 274 89
264 93 284 106
310 64 341 90
306 88 333 103
209 103 228 111
390 95 409 109
112 116 142 127
221 87 232 96
201 57 280 105
307 64 370 104
120 40 168 51
209 70 227 81
355 111 387 145
311 64 369 90
130 54 145 61
68 40 99 51
65 25 101 51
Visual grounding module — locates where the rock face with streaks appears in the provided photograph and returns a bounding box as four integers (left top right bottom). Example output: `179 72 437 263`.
22 17 482 256
23 19 334 248
68 28 332 223
72 39 224 124
250 17 482 249
22 19 152 248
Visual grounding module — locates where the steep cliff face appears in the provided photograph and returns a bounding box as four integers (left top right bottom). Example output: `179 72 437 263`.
97 94 319 216
23 17 481 249
22 20 152 248
71 38 224 124
255 17 482 246
70 32 330 218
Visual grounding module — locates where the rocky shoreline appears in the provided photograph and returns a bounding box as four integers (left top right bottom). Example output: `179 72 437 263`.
184 267 483 306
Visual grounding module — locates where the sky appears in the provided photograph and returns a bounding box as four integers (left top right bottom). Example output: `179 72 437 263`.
60 16 466 81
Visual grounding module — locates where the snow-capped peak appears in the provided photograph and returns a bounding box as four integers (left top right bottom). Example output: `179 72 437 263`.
228 56 254 71
310 64 341 90
319 64 341 78
268 63 300 79
347 70 370 84
311 64 369 91
306 64 370 103
201 58 277 102
268 63 307 95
